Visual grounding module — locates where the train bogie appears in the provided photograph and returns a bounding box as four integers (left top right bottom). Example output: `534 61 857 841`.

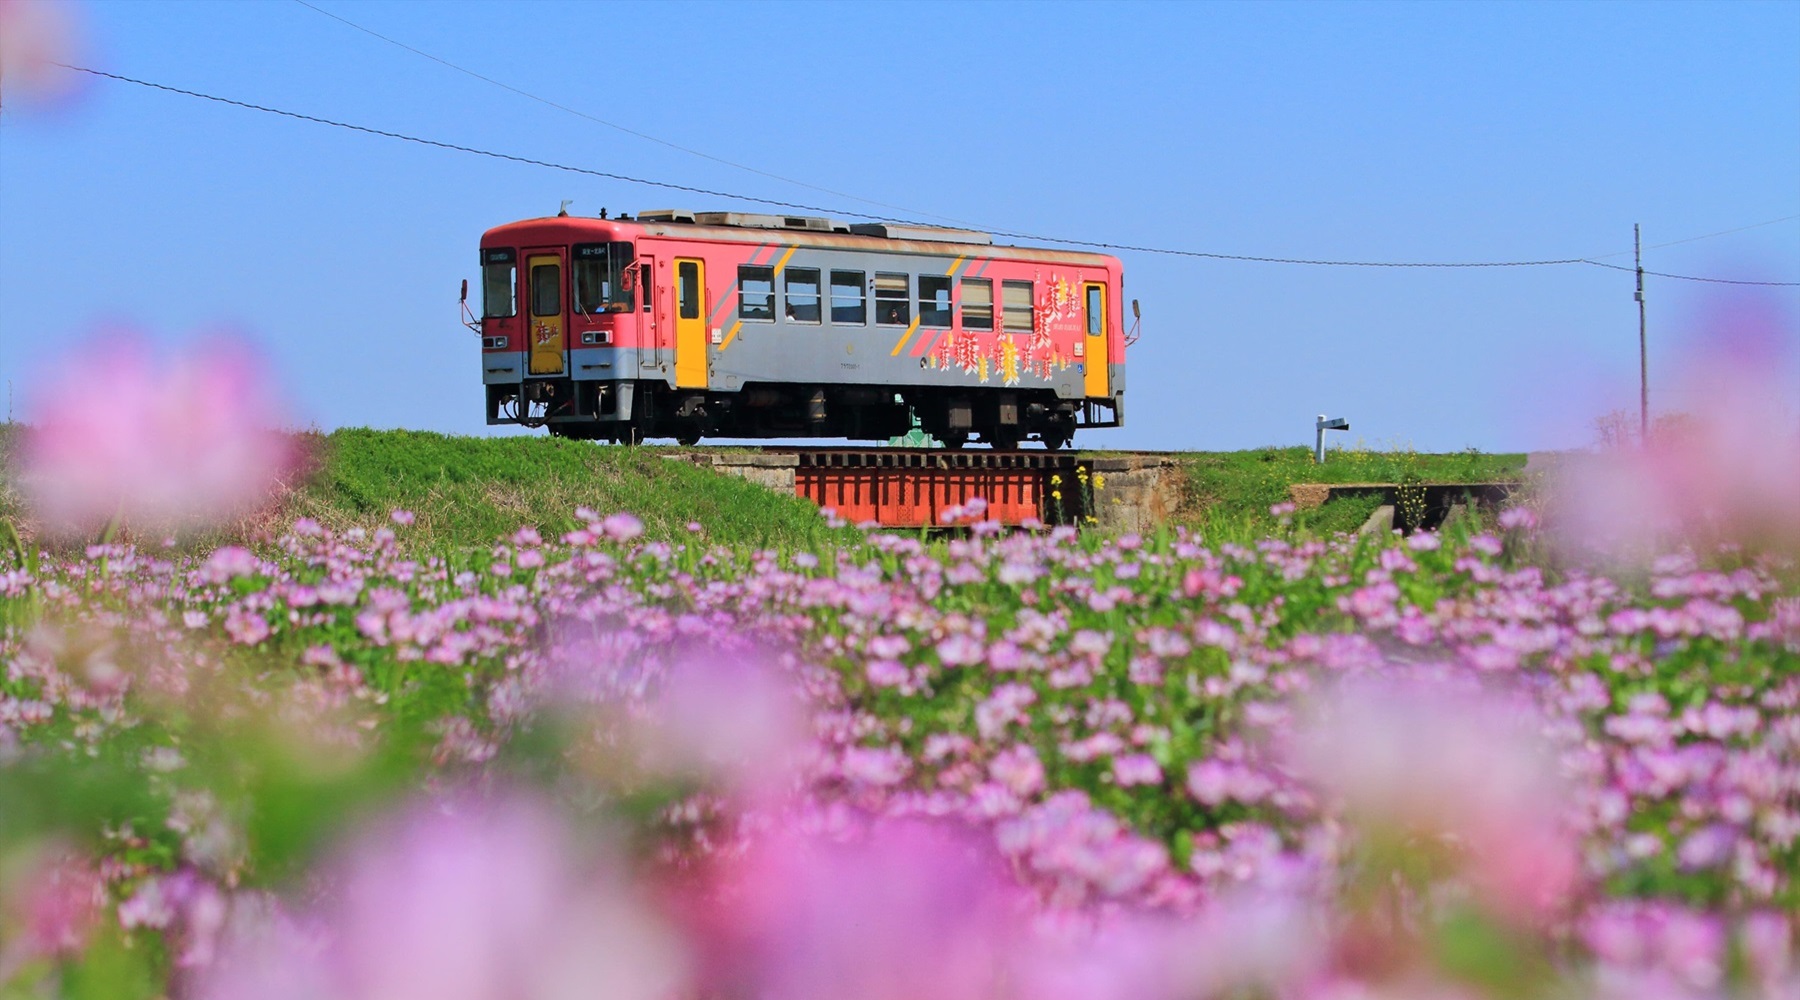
470 210 1127 448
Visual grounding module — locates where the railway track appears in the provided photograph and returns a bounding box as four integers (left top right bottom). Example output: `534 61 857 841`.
671 447 1180 529
671 447 1517 532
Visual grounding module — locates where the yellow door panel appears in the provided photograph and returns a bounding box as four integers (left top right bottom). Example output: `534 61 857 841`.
527 255 565 375
675 258 707 389
1083 282 1108 398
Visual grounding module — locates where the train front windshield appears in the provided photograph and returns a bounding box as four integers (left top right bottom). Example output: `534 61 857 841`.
573 241 637 314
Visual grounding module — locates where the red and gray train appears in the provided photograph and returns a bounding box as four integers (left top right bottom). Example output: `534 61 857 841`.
469 209 1127 449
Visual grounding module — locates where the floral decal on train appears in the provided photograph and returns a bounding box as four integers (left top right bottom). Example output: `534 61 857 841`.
930 271 1088 385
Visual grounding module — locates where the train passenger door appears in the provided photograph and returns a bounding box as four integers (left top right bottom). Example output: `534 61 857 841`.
526 250 566 376
635 254 662 371
1083 281 1108 398
674 258 706 389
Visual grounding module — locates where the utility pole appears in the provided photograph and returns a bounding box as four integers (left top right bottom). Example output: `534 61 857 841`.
1635 224 1648 446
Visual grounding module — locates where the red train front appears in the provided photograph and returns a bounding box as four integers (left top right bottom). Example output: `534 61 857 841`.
468 209 1127 449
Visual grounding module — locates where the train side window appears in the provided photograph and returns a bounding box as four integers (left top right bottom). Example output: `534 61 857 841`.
875 272 909 326
784 267 821 324
1086 284 1103 335
481 251 516 318
738 265 774 321
960 277 993 330
1002 280 1034 333
919 275 952 328
830 270 865 324
678 261 701 320
531 263 560 316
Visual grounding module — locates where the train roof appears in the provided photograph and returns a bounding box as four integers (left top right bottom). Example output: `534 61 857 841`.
481 210 1120 268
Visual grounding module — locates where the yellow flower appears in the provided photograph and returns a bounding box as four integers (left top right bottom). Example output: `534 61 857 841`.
1051 490 1062 500
1092 473 1106 491
1050 474 1062 486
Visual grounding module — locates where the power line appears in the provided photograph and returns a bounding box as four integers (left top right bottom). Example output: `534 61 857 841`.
279 0 1800 276
1582 259 1799 287
55 63 864 217
289 0 973 226
1585 213 1800 261
48 62 1800 285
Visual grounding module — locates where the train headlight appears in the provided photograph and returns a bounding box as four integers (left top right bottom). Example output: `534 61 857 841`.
483 336 509 349
580 331 613 346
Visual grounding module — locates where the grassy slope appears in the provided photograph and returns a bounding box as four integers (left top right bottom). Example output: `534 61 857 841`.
272 429 844 550
1175 445 1528 534
0 424 843 552
2 422 1527 550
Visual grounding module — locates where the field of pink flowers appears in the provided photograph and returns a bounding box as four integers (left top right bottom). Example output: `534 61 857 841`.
2 322 1798 999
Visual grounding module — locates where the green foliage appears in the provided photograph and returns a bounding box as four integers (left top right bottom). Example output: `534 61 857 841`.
1178 444 1524 533
278 428 846 550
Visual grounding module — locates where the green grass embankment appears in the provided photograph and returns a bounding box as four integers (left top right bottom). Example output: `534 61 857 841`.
0 425 844 552
1174 445 1528 535
272 429 843 550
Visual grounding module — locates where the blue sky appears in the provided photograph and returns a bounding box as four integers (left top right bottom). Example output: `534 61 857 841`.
2 0 1796 452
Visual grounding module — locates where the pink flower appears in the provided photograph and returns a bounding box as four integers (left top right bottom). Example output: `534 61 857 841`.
698 819 1027 1000
199 794 687 1000
1288 673 1580 923
389 509 415 526
0 0 82 102
1 848 99 963
224 610 271 646
600 512 645 542
1553 299 1800 558
1113 753 1163 787
547 632 808 800
990 744 1046 797
199 546 260 584
936 633 986 667
17 333 294 537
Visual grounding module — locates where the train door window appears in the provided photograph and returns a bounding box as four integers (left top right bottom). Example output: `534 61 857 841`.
1002 280 1034 333
875 272 909 326
531 262 561 316
1086 284 1103 336
784 267 821 324
738 265 774 321
678 261 701 320
919 275 952 327
830 270 865 324
960 278 993 330
481 249 516 318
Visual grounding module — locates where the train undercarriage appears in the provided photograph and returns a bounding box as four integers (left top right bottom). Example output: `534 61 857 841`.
487 378 1120 450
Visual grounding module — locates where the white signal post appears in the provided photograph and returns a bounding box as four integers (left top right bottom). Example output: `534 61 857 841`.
1315 415 1350 464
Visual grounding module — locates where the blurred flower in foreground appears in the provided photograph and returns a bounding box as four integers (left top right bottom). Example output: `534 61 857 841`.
199 794 686 1000
694 819 1028 1000
16 332 295 537
1553 298 1800 559
0 845 100 980
1289 672 1580 925
546 625 809 800
0 0 82 103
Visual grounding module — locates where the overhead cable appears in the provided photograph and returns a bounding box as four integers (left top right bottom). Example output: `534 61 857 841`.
49 62 1800 286
289 0 972 226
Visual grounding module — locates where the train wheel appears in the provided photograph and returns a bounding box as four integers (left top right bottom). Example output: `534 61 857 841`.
991 429 1021 451
675 425 702 447
1041 429 1069 452
616 424 644 447
940 430 969 450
